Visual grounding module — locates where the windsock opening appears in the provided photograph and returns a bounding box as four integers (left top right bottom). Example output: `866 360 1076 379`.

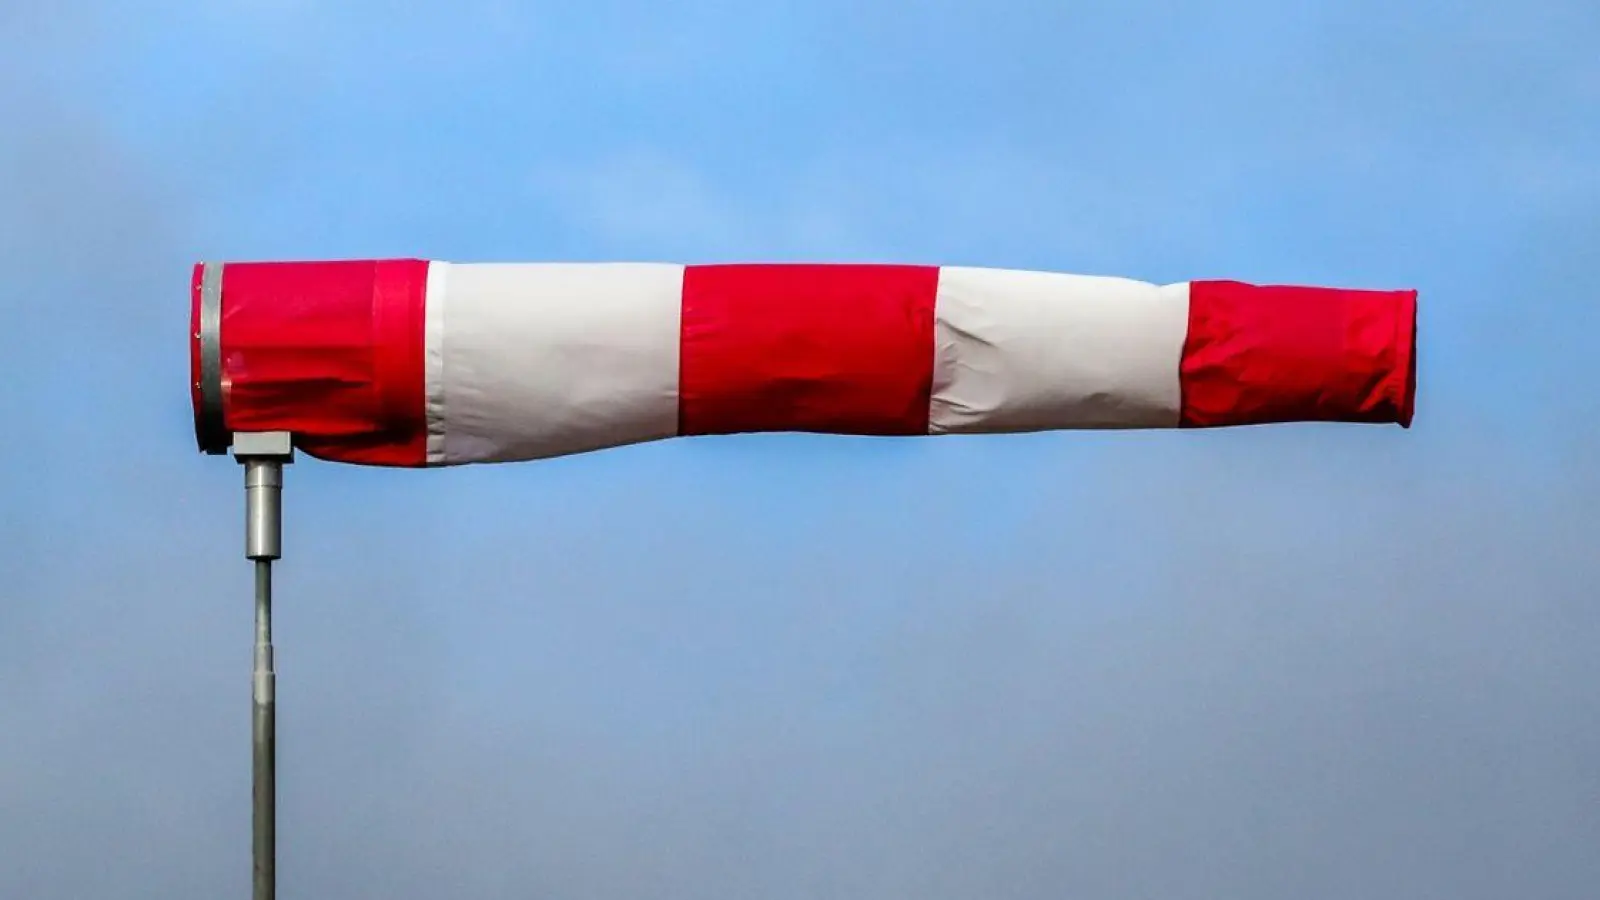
190 259 431 465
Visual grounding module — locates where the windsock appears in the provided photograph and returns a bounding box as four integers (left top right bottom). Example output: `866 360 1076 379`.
190 260 1417 466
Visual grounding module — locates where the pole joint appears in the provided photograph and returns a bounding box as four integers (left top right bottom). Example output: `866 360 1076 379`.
234 432 293 561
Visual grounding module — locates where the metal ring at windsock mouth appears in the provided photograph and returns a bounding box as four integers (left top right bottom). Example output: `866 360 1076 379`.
195 262 230 454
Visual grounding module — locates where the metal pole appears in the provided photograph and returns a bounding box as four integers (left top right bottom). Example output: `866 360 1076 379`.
236 432 291 900
252 556 275 900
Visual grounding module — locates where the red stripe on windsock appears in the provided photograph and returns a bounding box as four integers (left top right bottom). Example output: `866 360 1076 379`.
220 258 429 465
679 264 940 436
1179 280 1418 428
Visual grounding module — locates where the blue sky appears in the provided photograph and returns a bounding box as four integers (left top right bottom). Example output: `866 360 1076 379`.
2 1 1598 897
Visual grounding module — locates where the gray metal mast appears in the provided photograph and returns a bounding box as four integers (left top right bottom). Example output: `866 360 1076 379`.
235 432 292 900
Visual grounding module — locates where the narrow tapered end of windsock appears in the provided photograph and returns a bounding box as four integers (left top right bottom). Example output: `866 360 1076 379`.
1177 280 1417 429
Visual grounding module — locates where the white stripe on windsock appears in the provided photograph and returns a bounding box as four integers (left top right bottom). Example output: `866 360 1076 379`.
424 260 449 463
929 267 1191 432
424 262 684 466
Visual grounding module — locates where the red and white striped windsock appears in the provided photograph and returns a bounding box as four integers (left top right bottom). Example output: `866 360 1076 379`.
190 260 1417 466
